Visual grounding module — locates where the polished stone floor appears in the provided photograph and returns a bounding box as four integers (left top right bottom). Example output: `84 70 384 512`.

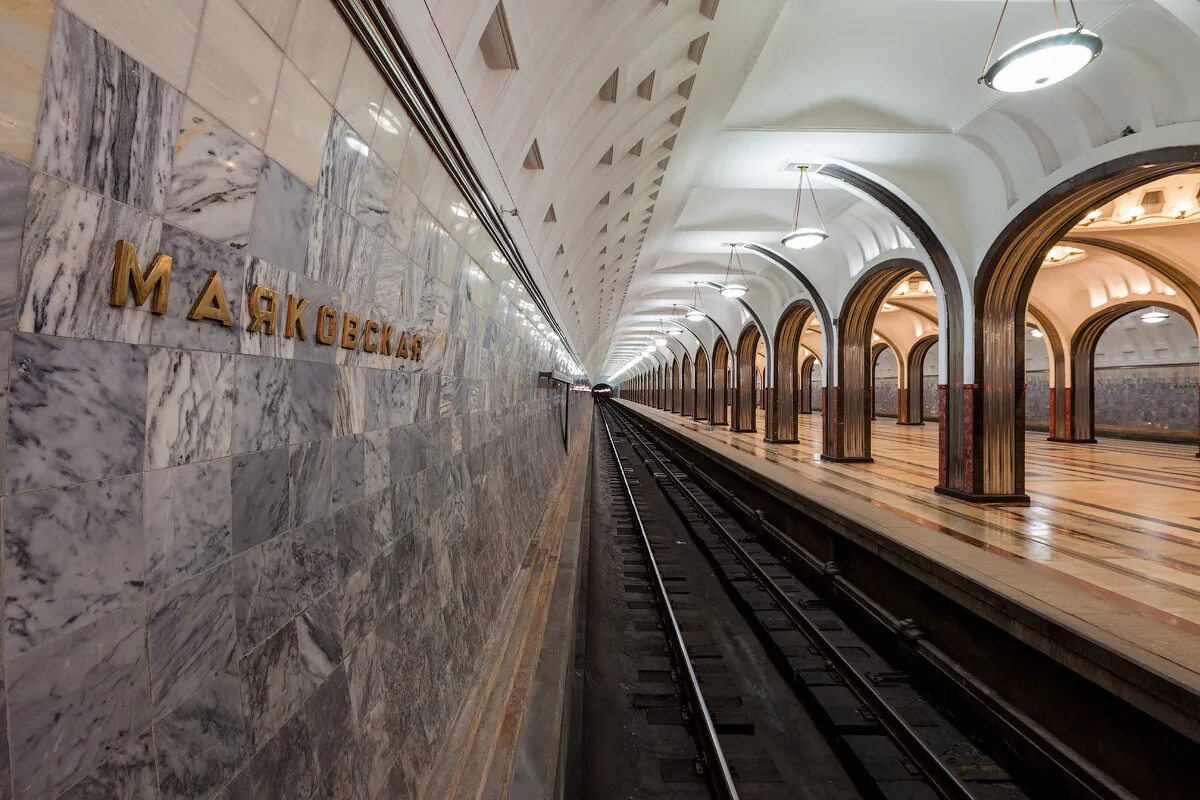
617 401 1200 690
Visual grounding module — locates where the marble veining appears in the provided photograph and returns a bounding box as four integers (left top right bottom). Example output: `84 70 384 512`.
4 472 144 656
152 673 247 800
248 158 313 273
165 100 264 249
240 258 296 358
288 361 334 443
289 439 332 529
144 457 233 594
317 115 366 212
148 562 238 715
35 11 183 215
333 366 366 437
329 434 365 510
232 531 303 653
353 151 393 234
0 157 30 332
232 355 291 454
145 347 236 469
305 195 360 292
7 601 150 798
232 446 291 554
57 727 158 799
18 173 161 344
6 332 147 494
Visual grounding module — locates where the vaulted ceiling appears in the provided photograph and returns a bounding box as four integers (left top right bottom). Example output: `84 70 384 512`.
389 0 1200 381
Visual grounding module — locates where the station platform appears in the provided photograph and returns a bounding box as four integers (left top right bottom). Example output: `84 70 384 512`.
615 399 1200 744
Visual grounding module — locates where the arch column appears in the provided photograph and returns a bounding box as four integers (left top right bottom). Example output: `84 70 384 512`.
767 302 815 443
967 147 1200 502
694 348 709 421
732 325 762 432
710 338 730 425
681 354 694 416
899 336 937 425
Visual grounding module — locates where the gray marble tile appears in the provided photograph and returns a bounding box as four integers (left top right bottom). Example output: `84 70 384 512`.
318 115 367 212
304 195 359 291
57 728 157 800
240 258 296 358
152 223 248 354
149 563 238 715
0 157 31 332
0 671 8 800
329 434 365 510
353 151 393 234
152 674 247 800
4 473 144 656
316 739 368 800
370 238 409 321
144 457 233 594
386 182 419 254
295 519 339 605
17 173 161 344
232 355 290 454
165 100 264 249
363 429 390 496
34 11 183 214
231 446 290 554
345 224 382 300
224 710 316 800
238 617 312 748
289 439 332 528
145 347 236 469
288 360 333 443
248 158 313 274
337 567 375 655
389 423 429 479
232 531 302 652
7 601 149 799
390 370 420 428
304 665 353 783
333 366 366 437
6 333 146 494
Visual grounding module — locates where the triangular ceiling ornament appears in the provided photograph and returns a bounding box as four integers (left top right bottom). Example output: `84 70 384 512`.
627 139 643 157
636 71 655 100
598 68 619 102
522 139 544 170
668 108 686 127
543 204 556 223
687 33 709 64
677 75 696 99
598 145 614 166
598 191 610 206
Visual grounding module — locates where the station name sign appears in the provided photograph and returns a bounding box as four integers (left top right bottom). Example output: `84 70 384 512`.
108 241 422 360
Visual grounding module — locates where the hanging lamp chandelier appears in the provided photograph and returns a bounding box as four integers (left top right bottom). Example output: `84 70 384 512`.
719 243 748 298
979 0 1101 93
686 282 706 321
781 165 829 250
666 306 684 335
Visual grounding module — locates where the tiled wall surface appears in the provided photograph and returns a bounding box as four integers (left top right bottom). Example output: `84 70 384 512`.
1026 366 1199 441
0 1 576 798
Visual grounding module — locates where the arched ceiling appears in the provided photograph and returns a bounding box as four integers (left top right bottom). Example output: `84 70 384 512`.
389 0 1200 382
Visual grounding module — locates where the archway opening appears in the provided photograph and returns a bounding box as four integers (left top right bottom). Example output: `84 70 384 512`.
733 324 763 432
711 336 731 425
694 347 710 421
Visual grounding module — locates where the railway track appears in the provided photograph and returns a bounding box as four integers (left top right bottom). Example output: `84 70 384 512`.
591 401 1035 800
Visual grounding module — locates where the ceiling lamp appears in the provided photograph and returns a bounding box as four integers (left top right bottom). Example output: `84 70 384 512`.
654 337 668 346
979 1 1101 93
686 283 706 320
781 165 828 249
666 307 685 336
1028 326 1044 338
719 244 749 298
1141 309 1169 325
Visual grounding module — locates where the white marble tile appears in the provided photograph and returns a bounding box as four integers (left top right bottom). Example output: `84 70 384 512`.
240 258 297 358
264 58 331 189
370 92 412 173
36 11 184 214
145 347 237 469
287 0 352 102
189 0 283 146
4 472 145 656
248 157 313 274
354 151 394 234
61 0 206 91
238 0 301 47
7 602 150 799
231 354 291 454
399 126 433 195
165 101 265 249
0 0 55 162
335 41 385 145
151 224 249 355
144 457 233 594
0 156 30 332
6 333 148 494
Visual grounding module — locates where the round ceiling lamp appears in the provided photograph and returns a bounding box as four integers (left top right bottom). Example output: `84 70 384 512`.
685 308 705 321
654 337 668 346
666 306 685 335
719 244 750 298
781 165 829 250
979 1 1101 93
1141 309 1169 325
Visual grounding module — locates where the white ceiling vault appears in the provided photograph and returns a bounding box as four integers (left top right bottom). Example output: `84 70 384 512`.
385 0 1200 382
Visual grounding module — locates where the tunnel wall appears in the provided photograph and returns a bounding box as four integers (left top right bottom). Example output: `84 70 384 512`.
0 3 574 798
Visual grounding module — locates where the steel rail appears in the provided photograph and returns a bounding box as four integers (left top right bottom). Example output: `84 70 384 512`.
598 408 740 800
609 404 978 800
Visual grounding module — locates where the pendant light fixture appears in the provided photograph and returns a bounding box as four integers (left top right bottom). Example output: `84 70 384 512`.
719 243 748 298
979 0 1101 93
1141 309 1169 325
781 166 828 250
686 282 706 321
666 305 684 335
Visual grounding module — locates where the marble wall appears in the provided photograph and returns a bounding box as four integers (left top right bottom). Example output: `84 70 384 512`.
1026 366 1199 442
0 2 576 798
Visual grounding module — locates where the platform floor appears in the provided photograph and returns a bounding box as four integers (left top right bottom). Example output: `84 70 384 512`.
617 401 1200 695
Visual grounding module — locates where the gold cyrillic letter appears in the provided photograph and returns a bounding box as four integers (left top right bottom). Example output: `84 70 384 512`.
110 240 171 314
188 272 233 327
285 295 309 340
395 331 410 359
316 305 338 344
340 313 361 349
379 324 393 356
362 319 380 353
411 334 422 362
246 285 279 334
